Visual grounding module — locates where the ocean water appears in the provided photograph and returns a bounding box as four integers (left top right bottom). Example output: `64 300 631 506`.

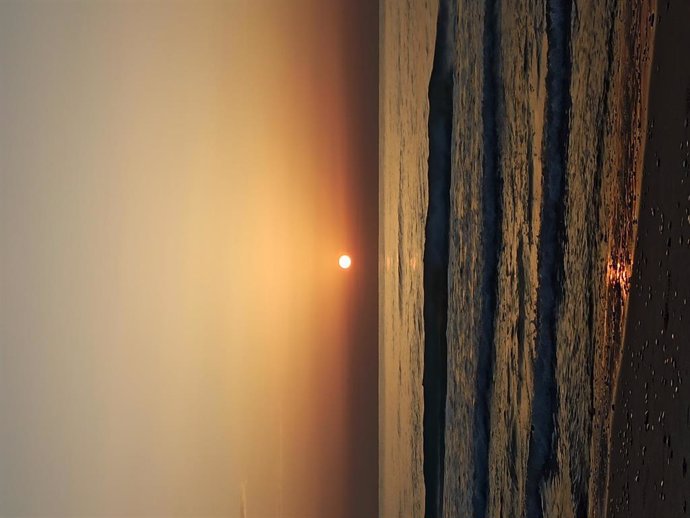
379 1 655 517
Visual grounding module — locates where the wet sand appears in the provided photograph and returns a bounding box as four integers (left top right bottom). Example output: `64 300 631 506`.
607 2 690 516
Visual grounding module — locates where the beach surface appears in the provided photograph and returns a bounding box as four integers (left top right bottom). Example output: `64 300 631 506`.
606 2 690 516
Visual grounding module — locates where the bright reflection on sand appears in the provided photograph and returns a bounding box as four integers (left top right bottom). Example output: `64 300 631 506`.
607 255 632 296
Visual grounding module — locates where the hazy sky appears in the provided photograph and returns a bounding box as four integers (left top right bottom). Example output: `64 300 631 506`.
0 1 377 517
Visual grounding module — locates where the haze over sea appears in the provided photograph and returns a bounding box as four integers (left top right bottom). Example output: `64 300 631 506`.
379 1 654 517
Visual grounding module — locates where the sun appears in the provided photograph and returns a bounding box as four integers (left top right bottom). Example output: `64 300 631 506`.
338 254 352 269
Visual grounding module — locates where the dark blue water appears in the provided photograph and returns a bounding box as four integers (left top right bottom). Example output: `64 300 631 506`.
525 1 572 517
422 0 454 516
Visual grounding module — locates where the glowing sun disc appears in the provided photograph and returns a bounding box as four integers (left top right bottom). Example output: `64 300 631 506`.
338 255 352 269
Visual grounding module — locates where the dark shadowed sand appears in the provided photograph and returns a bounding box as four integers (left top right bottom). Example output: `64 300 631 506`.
607 2 690 516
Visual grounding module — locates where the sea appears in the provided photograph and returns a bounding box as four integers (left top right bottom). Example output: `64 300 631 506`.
379 1 655 517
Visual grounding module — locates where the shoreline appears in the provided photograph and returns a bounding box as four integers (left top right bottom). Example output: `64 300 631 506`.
587 1 657 516
603 0 657 505
606 0 690 515
609 0 657 408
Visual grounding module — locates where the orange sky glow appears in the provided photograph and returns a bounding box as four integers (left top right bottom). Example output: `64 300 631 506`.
0 2 377 517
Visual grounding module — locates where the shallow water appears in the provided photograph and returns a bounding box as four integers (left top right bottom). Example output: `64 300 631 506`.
380 1 654 517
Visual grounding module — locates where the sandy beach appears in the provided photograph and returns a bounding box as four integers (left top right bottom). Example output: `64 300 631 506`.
606 1 690 516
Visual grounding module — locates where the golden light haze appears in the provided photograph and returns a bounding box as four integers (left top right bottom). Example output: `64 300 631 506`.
0 1 376 517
